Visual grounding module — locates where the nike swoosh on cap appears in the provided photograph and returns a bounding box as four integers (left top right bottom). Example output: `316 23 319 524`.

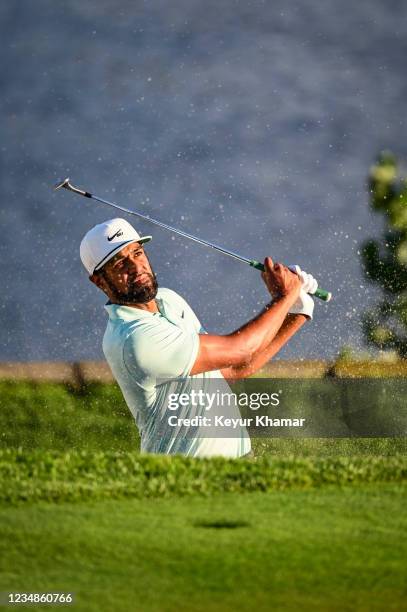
107 230 123 241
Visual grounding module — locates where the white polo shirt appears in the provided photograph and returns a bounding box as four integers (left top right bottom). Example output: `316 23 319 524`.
102 288 251 458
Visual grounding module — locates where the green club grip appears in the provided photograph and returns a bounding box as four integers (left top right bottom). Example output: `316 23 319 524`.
249 260 332 303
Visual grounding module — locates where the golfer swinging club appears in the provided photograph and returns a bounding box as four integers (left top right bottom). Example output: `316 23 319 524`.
80 218 318 458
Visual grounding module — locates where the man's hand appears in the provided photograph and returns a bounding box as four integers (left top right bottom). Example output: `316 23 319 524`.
289 265 318 294
288 265 318 320
190 258 307 377
261 257 302 303
289 290 314 320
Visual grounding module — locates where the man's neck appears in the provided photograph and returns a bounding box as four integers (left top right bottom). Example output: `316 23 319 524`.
114 298 159 313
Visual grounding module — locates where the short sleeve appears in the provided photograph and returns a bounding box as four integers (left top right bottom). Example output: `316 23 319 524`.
123 319 200 386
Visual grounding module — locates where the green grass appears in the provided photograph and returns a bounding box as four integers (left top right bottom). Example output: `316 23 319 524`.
1 486 407 612
0 381 139 451
1 450 407 504
251 436 407 457
1 380 406 456
1 380 406 610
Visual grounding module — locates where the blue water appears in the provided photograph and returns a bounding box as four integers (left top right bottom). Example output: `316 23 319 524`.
1 0 407 361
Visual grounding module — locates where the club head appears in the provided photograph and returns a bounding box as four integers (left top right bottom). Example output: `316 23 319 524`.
54 177 71 191
53 177 89 198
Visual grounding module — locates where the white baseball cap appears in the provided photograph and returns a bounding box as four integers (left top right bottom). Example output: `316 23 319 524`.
80 218 152 275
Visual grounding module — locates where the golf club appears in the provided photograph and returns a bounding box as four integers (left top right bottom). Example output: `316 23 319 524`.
54 177 332 302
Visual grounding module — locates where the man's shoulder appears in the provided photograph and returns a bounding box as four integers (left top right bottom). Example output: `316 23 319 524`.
157 287 190 307
157 287 186 300
103 288 195 354
103 306 159 351
158 287 202 331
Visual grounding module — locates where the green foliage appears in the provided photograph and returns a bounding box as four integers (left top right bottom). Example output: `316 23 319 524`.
0 381 139 452
1 449 406 504
1 381 406 506
361 151 407 356
2 379 407 451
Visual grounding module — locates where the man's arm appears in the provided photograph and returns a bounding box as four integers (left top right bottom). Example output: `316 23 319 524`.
220 313 307 379
189 258 302 376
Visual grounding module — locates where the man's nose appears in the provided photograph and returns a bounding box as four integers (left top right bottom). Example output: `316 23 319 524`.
125 256 145 272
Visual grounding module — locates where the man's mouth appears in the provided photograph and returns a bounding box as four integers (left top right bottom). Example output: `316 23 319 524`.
132 273 150 284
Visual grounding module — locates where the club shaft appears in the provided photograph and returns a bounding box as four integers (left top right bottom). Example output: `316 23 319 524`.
91 193 254 266
57 180 332 302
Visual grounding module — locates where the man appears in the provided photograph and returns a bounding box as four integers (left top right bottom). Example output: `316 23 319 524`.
80 218 317 458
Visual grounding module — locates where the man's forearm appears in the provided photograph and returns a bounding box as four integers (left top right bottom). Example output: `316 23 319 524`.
222 314 307 379
190 293 299 376
228 294 297 359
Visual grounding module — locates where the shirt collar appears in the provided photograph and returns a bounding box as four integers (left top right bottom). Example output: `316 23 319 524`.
105 297 164 322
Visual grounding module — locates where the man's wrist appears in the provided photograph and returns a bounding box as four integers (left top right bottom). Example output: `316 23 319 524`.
289 290 315 320
269 293 298 308
288 313 310 322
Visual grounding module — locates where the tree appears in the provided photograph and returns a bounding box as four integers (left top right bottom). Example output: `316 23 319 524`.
361 151 407 358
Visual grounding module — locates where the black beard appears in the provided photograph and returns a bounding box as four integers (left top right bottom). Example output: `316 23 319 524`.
105 271 158 305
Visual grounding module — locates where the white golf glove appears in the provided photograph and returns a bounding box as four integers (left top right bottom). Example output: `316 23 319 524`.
288 265 318 320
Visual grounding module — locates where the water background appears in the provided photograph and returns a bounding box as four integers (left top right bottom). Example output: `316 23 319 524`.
1 0 407 361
